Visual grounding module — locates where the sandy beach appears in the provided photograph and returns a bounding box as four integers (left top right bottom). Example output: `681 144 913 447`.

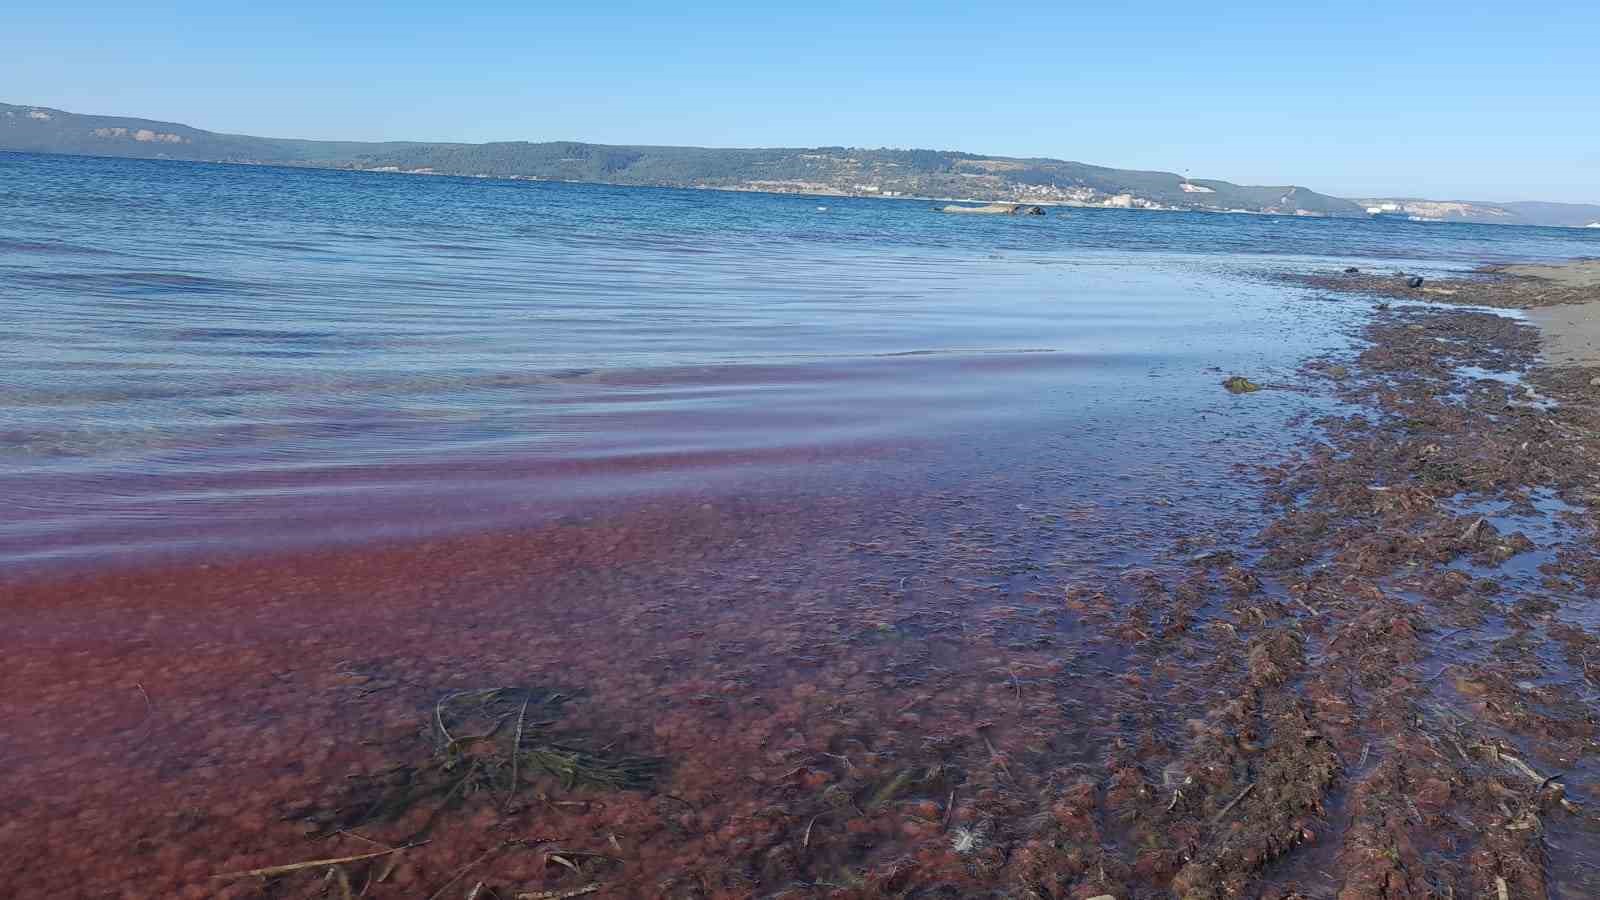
1529 300 1600 367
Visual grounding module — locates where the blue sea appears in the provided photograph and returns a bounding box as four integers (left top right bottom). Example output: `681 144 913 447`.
2 150 1597 568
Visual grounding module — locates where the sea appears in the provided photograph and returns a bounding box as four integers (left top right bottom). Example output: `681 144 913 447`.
3 150 1595 570
6 150 1600 897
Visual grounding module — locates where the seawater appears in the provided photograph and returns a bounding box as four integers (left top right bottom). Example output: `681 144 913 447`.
8 150 1600 898
2 150 1596 567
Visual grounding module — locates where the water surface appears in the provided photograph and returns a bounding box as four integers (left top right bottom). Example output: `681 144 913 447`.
8 152 1600 898
5 152 1596 569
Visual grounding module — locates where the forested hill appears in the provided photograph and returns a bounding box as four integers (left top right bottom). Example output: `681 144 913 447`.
0 100 1537 221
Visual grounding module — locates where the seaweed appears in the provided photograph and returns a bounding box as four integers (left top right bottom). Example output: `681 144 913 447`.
305 686 660 838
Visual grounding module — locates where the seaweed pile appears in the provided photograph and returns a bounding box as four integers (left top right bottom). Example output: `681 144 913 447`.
217 687 659 898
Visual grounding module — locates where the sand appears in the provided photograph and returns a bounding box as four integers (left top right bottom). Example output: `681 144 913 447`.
1489 258 1600 288
1288 256 1600 310
1491 259 1600 366
1528 299 1600 367
1294 256 1600 366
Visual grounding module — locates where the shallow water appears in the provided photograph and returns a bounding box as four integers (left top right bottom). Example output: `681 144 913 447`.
5 152 1600 897
4 152 1598 569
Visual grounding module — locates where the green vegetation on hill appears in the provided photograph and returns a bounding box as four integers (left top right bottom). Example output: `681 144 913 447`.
0 101 1364 216
7 100 1589 225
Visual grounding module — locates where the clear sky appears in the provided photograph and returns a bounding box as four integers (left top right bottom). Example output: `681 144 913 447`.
5 1 1597 202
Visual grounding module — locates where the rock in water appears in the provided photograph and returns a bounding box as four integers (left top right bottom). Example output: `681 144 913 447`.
1344 266 1361 274
940 203 1045 216
1406 275 1425 288
1222 376 1262 394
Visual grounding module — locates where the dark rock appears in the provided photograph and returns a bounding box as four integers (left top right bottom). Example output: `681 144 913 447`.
1344 266 1361 275
1406 275 1425 288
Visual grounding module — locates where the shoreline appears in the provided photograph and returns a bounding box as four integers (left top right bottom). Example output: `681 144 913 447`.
6 260 1600 896
21 147 1600 227
1287 256 1600 309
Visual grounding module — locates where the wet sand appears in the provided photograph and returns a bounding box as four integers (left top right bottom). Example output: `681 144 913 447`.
1529 300 1600 367
1492 259 1600 288
10 266 1600 897
1288 256 1600 309
1505 249 1600 367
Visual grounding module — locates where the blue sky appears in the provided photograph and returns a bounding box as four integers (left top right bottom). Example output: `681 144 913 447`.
5 1 1597 202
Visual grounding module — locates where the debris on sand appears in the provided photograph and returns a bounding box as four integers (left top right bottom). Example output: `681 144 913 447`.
1221 375 1261 393
949 820 991 855
1284 258 1600 308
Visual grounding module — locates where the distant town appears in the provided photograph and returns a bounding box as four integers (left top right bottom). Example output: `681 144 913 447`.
6 101 1599 227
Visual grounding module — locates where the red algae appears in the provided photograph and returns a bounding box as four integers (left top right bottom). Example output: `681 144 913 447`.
9 272 1600 897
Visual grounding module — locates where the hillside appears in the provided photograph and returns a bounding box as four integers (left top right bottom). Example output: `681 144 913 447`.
1354 197 1600 228
7 101 1595 225
0 101 1366 217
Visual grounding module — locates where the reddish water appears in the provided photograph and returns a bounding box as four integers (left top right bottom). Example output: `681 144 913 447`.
7 154 1478 896
4 323 1340 896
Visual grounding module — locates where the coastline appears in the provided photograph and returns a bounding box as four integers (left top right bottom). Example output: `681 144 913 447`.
1198 263 1600 897
0 147 1540 223
1288 257 1600 309
5 260 1600 897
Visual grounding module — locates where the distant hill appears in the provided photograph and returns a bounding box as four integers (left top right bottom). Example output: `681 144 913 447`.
1354 197 1600 228
0 101 1367 217
5 100 1593 226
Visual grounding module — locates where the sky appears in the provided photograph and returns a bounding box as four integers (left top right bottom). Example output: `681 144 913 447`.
5 1 1598 202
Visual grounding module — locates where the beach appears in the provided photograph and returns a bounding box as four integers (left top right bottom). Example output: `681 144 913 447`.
4 154 1600 897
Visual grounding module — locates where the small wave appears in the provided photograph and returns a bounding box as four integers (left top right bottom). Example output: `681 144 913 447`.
245 239 328 252
0 239 118 256
173 327 339 342
873 347 1059 358
415 242 492 253
12 270 254 294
